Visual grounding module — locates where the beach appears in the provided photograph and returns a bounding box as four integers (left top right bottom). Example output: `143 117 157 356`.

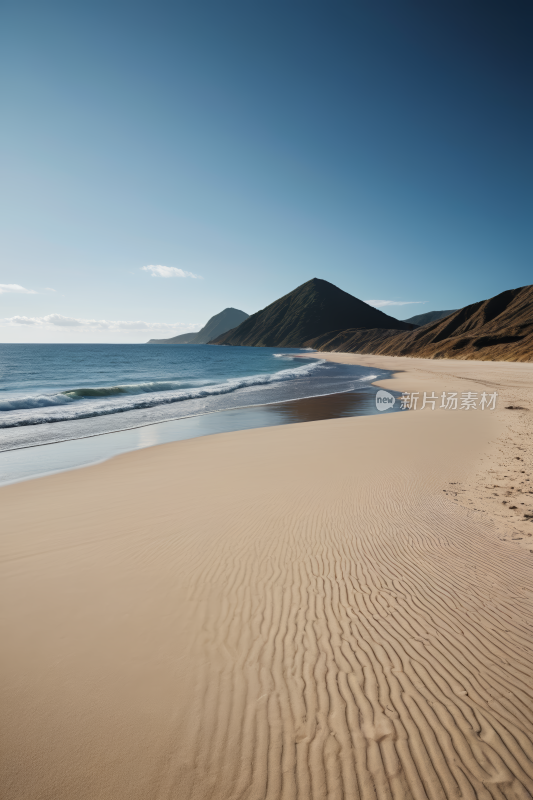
1 355 532 799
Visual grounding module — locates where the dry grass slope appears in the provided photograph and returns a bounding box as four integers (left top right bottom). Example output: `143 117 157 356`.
306 285 533 362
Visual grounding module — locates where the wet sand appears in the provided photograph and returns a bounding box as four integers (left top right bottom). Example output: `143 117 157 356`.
0 388 397 486
1 355 532 800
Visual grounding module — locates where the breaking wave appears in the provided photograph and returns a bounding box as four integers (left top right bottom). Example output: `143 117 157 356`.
0 359 326 428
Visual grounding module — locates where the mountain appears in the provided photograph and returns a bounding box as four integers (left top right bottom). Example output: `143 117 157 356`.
148 307 249 344
211 279 415 347
404 309 458 326
304 285 533 362
196 307 249 343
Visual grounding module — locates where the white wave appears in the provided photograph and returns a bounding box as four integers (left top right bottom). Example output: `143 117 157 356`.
62 379 214 399
0 380 222 410
0 359 326 428
0 393 75 411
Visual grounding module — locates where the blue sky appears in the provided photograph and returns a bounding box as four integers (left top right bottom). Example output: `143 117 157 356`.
1 0 531 342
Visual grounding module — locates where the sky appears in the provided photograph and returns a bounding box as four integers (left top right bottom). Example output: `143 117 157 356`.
1 0 531 342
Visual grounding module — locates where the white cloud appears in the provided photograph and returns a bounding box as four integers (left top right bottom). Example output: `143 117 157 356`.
0 283 37 295
0 314 199 332
365 300 428 307
142 265 202 279
6 316 38 325
43 314 84 326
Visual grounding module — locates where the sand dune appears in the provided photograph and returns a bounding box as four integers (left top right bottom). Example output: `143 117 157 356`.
1 357 532 799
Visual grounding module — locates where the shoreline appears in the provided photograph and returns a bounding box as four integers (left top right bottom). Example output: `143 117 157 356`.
0 367 398 487
0 382 373 454
0 388 390 487
0 353 376 452
1 355 532 800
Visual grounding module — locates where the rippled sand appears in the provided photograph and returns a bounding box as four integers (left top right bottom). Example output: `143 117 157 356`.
1 356 532 800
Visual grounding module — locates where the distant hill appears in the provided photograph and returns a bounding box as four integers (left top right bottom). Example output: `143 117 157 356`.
196 308 249 343
148 307 249 344
150 331 198 344
211 278 414 347
304 285 533 362
404 309 458 326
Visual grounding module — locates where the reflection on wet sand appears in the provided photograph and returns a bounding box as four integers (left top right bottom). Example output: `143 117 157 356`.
263 390 381 423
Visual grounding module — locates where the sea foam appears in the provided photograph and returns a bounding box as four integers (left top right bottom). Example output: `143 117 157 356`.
0 359 326 428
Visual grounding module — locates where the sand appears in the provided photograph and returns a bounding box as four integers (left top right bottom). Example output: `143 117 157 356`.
1 355 532 800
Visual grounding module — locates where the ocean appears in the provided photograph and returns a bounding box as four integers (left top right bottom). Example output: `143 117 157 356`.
0 343 401 483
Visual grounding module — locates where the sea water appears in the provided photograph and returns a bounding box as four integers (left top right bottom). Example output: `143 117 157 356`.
0 343 401 483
